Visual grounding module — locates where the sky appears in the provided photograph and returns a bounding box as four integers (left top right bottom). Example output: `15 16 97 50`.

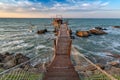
0 0 120 18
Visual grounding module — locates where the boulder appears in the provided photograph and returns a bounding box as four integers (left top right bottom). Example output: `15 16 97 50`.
76 31 91 37
85 65 97 71
95 27 107 30
108 61 120 68
106 66 120 75
89 29 107 35
0 54 4 62
0 63 4 68
37 29 47 34
96 63 105 70
3 58 16 69
112 26 120 29
3 55 13 63
15 53 30 65
107 53 120 58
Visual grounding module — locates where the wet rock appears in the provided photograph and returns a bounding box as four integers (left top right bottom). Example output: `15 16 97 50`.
113 26 120 29
3 55 13 63
96 63 105 70
70 36 75 39
0 63 4 68
3 58 16 69
0 54 4 62
76 31 91 37
37 29 47 34
89 29 107 35
15 53 30 65
95 27 107 30
107 53 120 59
106 67 120 75
85 65 97 71
4 52 12 57
86 71 93 76
108 61 120 68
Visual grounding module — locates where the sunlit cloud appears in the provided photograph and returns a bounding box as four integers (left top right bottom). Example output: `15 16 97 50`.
0 0 109 13
0 0 120 18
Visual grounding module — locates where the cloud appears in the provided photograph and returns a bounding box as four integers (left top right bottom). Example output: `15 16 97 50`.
0 0 109 13
0 0 43 12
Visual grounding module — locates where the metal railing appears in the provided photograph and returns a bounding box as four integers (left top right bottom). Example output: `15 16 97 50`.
0 52 54 80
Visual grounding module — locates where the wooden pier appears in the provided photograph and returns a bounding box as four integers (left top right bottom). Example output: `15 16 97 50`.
44 24 80 80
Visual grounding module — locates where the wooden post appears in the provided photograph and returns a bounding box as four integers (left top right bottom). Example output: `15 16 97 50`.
68 39 72 57
54 39 56 54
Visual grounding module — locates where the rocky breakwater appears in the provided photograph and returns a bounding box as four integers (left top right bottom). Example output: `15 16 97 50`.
89 29 107 35
0 52 47 73
76 31 91 37
0 52 30 69
112 26 120 29
76 27 107 37
81 55 120 79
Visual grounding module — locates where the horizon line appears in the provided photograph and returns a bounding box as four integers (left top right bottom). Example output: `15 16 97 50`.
1 17 120 19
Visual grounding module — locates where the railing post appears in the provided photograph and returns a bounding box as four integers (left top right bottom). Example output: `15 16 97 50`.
68 39 72 57
54 39 57 56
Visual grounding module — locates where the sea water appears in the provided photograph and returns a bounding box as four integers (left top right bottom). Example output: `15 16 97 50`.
0 18 120 62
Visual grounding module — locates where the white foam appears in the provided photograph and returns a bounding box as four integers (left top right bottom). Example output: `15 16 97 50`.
2 40 24 47
0 28 5 31
35 45 46 49
106 26 120 35
1 43 33 53
112 41 120 48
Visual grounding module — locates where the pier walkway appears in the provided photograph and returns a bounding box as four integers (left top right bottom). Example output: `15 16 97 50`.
44 24 80 80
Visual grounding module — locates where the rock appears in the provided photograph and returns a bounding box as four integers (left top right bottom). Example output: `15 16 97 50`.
0 52 31 69
86 71 93 76
76 31 91 37
95 27 107 30
70 36 75 39
0 63 4 68
34 63 43 68
3 58 16 69
89 29 107 35
96 63 105 70
37 29 47 34
85 65 97 71
112 26 120 29
108 61 120 68
107 53 120 59
106 67 120 75
15 53 30 65
3 55 13 63
0 54 4 62
4 52 12 57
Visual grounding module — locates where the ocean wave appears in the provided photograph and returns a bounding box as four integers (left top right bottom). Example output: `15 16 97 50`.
2 40 24 47
35 45 46 49
106 26 120 35
35 45 53 50
1 43 34 53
